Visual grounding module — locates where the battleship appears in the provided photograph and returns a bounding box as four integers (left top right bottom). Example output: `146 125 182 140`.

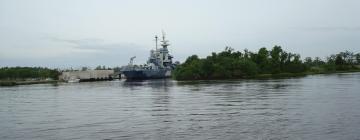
121 32 178 80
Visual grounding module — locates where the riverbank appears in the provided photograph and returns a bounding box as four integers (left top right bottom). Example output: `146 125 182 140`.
174 69 360 81
1 70 360 86
253 70 360 79
0 80 59 86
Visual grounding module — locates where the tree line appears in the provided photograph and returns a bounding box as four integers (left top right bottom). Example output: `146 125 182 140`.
173 46 360 80
0 67 60 80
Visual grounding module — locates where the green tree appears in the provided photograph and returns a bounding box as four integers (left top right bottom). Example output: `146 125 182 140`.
335 54 345 65
313 57 325 66
256 47 271 74
304 57 313 66
270 46 283 73
0 67 60 80
356 53 360 64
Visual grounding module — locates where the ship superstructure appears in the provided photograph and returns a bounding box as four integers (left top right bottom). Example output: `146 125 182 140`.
122 32 177 79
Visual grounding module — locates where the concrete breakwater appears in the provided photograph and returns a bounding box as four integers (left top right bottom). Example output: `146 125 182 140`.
59 70 115 82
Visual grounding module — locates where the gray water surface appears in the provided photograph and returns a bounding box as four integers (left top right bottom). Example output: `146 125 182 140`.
1 73 360 140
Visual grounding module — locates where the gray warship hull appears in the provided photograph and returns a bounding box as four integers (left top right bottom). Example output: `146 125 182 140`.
122 69 171 80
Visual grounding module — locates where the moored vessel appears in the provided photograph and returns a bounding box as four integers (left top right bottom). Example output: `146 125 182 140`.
122 32 178 80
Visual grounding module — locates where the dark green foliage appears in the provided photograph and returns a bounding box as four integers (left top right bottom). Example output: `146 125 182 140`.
324 51 359 71
270 46 283 73
356 53 360 65
173 48 258 80
174 46 299 80
254 47 271 74
0 67 60 80
173 46 360 80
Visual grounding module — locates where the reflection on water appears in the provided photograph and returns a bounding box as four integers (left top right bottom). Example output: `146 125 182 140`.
1 73 360 139
123 79 174 92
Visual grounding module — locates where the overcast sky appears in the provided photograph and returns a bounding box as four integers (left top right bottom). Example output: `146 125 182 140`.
0 0 359 68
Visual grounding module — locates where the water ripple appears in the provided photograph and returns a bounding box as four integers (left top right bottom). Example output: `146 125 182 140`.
1 73 360 139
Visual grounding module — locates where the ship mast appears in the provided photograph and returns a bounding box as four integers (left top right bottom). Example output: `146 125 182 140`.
162 30 166 41
155 35 158 50
160 30 169 48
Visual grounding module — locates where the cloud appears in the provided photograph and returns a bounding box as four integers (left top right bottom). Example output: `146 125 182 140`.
48 37 146 52
294 26 360 32
45 36 151 66
49 37 104 46
0 36 152 67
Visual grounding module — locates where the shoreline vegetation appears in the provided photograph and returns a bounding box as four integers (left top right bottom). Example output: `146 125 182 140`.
0 67 60 86
173 46 360 80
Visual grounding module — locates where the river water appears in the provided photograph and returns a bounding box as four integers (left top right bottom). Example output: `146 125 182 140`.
1 73 360 140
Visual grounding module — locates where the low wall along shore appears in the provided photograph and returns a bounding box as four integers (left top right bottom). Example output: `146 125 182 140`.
59 70 114 81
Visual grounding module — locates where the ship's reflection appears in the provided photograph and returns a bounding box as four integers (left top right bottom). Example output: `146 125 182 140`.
122 79 174 92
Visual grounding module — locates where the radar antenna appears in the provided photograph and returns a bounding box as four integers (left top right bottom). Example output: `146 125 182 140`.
154 35 158 50
129 56 136 65
162 30 166 41
160 30 170 48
